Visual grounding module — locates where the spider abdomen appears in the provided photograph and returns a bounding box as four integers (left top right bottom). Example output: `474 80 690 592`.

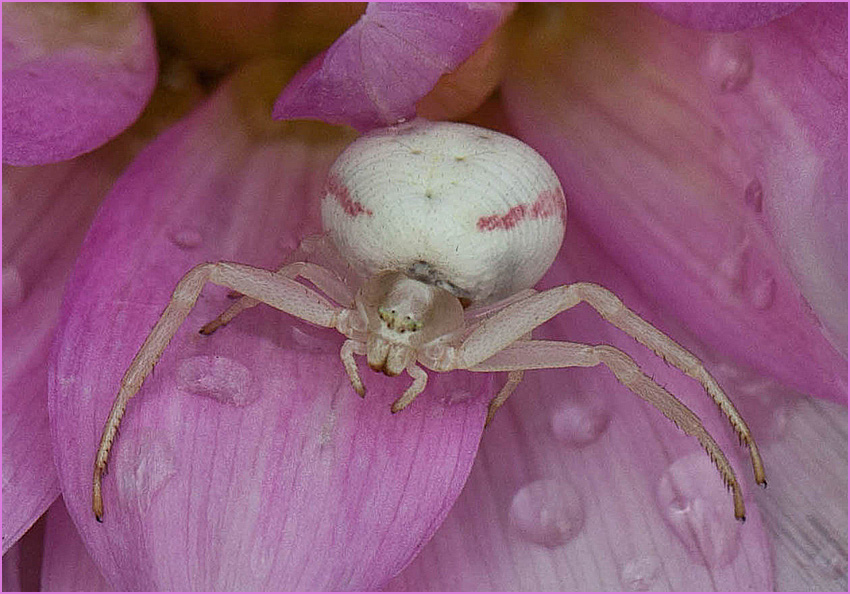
321 119 566 305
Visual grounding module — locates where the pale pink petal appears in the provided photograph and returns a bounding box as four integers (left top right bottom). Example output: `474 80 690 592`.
501 3 846 402
390 218 774 590
273 2 509 131
756 395 847 589
2 3 157 166
49 60 490 590
40 498 113 591
705 2 848 353
647 2 800 32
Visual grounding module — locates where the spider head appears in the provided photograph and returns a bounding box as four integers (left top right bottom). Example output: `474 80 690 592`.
357 271 464 376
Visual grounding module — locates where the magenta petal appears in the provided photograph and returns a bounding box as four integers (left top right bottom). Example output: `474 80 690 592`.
41 498 112 591
391 221 774 590
273 2 507 131
706 3 848 352
2 156 119 553
502 4 846 402
49 61 490 590
2 3 157 166
647 2 800 32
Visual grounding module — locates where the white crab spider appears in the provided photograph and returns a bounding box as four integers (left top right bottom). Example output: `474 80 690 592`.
93 119 765 522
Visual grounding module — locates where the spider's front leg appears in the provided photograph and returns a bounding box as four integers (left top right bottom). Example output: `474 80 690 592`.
458 281 765 488
93 261 342 521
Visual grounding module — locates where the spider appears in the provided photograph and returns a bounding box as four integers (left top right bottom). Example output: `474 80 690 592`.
93 119 765 522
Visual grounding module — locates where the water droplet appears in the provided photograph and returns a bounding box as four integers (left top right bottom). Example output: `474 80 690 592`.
704 38 754 93
176 355 256 406
551 398 610 447
656 453 742 567
620 557 661 591
744 179 763 212
509 479 584 547
748 272 776 310
2 265 24 308
117 434 176 512
716 247 745 293
443 389 475 406
169 227 202 249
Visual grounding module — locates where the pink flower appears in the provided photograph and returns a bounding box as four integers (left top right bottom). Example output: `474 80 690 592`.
4 3 846 591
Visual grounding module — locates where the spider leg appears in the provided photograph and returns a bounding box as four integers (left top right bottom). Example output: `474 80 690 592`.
93 261 341 521
200 261 353 335
341 339 366 396
390 364 429 413
458 282 765 487
486 370 524 427
471 339 747 520
484 331 531 427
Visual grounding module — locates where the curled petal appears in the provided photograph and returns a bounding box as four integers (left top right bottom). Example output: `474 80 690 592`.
2 3 157 166
502 3 846 402
49 59 490 590
273 2 510 131
647 2 800 32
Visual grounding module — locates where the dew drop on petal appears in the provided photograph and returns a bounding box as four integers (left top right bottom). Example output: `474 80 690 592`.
443 388 476 406
620 556 661 591
656 453 742 568
551 398 610 447
117 435 176 513
176 355 256 406
509 478 584 548
747 271 776 310
743 179 763 212
704 37 754 93
2 264 24 309
169 226 203 249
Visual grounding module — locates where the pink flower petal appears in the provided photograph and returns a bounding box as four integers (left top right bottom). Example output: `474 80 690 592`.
2 157 119 553
273 2 509 131
1 513 45 591
501 3 846 402
2 61 203 556
41 498 113 591
704 2 848 353
49 60 490 590
2 3 157 166
647 2 800 32
390 219 775 590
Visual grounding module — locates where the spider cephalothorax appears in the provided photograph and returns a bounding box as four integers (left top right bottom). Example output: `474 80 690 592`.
94 119 765 523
